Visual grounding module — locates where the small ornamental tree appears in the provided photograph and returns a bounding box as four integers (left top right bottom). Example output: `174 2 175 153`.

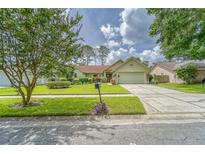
0 9 82 106
176 64 198 84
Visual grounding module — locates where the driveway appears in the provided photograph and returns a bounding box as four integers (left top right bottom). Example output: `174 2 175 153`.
121 84 205 114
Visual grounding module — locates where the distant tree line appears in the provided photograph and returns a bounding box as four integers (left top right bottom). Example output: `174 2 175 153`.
75 45 110 65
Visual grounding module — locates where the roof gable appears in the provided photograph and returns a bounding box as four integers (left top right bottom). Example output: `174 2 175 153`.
104 59 124 72
114 57 149 72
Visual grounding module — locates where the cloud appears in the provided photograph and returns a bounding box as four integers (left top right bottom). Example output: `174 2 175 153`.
106 40 120 48
119 9 155 47
136 46 164 64
100 24 119 40
99 9 160 64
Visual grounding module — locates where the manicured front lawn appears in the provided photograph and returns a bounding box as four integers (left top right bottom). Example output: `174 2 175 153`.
158 83 205 93
0 83 129 96
0 97 145 117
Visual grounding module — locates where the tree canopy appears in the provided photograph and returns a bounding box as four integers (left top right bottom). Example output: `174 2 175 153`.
148 8 205 60
0 9 82 105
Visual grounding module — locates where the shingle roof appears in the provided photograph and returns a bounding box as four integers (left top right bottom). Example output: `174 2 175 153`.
104 59 124 72
76 65 110 74
157 60 205 71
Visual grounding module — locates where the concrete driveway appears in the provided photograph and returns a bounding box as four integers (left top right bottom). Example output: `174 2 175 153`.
121 84 205 114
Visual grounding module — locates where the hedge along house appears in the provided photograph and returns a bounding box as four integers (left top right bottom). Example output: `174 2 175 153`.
74 57 150 84
150 61 205 83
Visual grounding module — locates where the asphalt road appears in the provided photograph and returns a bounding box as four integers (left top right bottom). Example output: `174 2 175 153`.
1 116 205 145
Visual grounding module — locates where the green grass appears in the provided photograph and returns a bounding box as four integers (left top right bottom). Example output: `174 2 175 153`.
0 83 129 96
0 97 145 117
158 83 205 93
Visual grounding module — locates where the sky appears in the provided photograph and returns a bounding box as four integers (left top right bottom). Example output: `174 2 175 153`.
74 8 164 65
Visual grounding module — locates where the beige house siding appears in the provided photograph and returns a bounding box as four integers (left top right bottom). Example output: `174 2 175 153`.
150 66 183 83
113 59 149 84
150 65 205 83
194 70 205 83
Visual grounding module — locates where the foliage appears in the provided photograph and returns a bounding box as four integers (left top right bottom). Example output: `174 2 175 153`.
176 64 198 84
59 77 67 81
148 8 205 60
72 78 81 85
79 77 89 84
0 9 82 105
46 81 71 89
97 46 110 65
93 102 109 115
101 77 108 83
148 75 153 84
80 45 94 65
88 78 93 83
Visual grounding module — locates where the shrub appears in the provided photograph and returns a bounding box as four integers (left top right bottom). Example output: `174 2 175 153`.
93 77 101 82
59 77 67 81
101 77 108 83
48 77 56 81
93 102 109 115
67 78 73 82
47 81 71 89
148 75 153 84
176 64 198 84
72 78 81 85
88 78 93 83
93 77 108 83
79 77 89 84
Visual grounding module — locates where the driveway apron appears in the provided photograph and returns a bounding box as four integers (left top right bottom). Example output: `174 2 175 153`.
121 84 205 114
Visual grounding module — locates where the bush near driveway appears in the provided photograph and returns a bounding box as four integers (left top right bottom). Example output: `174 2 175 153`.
0 97 145 117
176 64 198 84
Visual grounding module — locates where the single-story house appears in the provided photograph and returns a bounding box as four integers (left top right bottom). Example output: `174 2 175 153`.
0 70 47 87
150 61 205 83
74 57 150 84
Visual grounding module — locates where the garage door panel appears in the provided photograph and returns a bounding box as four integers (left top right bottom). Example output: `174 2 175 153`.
119 72 144 84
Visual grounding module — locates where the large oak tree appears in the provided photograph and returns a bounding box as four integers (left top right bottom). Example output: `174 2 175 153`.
0 9 82 106
148 9 205 60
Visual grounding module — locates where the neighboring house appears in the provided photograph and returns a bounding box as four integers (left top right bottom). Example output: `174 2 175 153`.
74 57 150 84
0 70 47 87
150 61 205 83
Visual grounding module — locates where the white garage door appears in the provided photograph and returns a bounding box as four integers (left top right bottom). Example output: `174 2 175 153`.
0 71 11 87
118 72 145 84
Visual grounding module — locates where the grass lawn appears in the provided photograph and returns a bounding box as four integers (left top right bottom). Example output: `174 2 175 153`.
0 83 129 96
158 83 205 93
0 97 145 117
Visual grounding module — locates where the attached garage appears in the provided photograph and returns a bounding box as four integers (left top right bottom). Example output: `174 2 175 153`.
112 57 149 84
118 72 145 84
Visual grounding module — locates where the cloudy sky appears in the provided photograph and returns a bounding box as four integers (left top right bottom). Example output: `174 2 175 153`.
74 8 164 64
